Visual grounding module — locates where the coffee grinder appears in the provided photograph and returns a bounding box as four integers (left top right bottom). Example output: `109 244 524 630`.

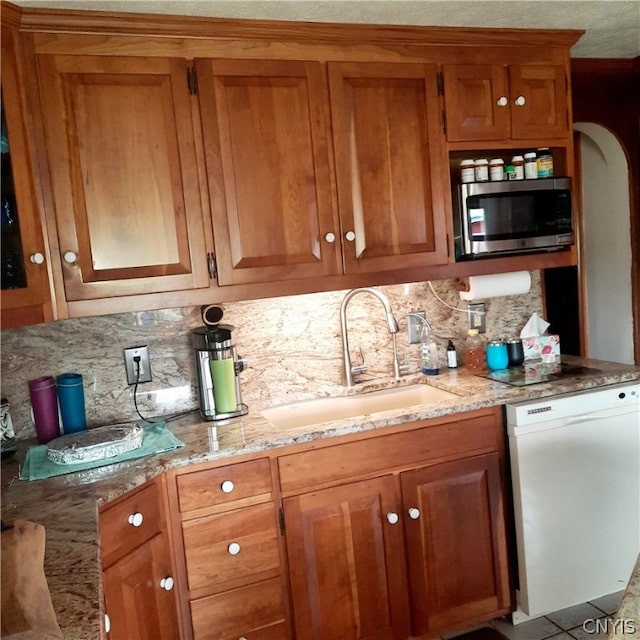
193 305 248 422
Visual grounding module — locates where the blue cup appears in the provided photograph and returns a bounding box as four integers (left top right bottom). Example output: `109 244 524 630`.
56 373 87 434
486 341 509 371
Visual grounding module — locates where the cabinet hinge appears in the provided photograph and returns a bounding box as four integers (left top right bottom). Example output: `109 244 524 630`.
279 508 286 535
187 66 198 95
436 71 444 96
207 252 217 281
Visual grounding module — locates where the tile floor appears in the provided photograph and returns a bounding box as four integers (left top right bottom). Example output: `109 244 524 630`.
443 591 625 640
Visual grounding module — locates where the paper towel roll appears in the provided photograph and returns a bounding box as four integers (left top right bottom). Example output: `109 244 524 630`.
459 271 531 301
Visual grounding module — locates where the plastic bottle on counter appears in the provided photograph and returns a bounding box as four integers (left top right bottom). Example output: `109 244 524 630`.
447 340 458 369
421 326 440 376
464 329 486 374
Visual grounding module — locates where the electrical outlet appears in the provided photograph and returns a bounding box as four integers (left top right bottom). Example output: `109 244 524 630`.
407 311 426 344
123 345 152 385
467 303 486 334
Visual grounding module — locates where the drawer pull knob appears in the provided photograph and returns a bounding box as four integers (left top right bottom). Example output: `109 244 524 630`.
127 512 144 527
496 96 508 107
386 512 399 525
30 253 45 264
160 577 174 591
408 507 421 520
514 95 526 106
228 542 241 555
63 251 78 264
105 613 111 633
221 480 235 493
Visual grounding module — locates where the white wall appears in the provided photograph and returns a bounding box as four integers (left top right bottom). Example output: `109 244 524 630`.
575 123 634 364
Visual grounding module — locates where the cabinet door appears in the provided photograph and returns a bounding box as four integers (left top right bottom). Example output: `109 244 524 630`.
401 453 510 636
283 476 409 640
103 533 180 640
442 64 511 142
329 62 450 273
509 64 569 139
36 55 208 301
1 23 52 328
196 58 341 286
443 63 568 142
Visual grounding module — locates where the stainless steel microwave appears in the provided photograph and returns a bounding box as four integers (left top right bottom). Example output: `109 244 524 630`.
453 178 574 260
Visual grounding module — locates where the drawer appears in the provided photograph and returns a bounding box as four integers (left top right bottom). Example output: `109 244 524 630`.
177 458 272 515
278 408 501 495
190 577 288 640
100 479 164 568
183 502 281 593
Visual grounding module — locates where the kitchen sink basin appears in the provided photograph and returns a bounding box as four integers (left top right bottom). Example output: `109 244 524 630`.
261 384 459 430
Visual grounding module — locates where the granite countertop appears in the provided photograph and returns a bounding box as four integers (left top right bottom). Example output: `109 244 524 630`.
1 357 639 639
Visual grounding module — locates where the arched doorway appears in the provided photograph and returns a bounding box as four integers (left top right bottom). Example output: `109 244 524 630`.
574 123 634 364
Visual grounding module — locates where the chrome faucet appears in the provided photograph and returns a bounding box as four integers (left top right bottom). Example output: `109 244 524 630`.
340 287 407 387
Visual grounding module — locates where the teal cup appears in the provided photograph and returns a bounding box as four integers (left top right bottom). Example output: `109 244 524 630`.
486 341 509 371
56 373 87 434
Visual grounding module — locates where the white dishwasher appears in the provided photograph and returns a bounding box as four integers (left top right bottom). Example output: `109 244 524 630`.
506 381 640 623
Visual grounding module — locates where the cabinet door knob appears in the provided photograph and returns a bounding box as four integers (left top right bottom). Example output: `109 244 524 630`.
344 230 356 242
29 253 45 264
514 95 526 106
127 512 144 527
63 251 78 264
386 512 399 525
228 542 241 555
221 480 235 493
324 232 336 243
408 507 421 520
159 576 174 591
496 96 508 107
105 613 111 634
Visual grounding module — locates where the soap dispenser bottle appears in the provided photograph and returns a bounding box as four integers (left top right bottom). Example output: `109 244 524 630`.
420 325 440 376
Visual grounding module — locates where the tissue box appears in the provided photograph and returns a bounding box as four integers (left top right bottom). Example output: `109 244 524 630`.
522 335 560 362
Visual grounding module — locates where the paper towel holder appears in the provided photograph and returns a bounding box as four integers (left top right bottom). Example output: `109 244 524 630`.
458 271 532 301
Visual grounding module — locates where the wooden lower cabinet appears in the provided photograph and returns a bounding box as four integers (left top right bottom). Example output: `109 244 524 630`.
100 477 180 640
190 577 289 640
279 408 512 640
283 476 410 640
401 453 510 636
103 533 179 640
169 458 291 640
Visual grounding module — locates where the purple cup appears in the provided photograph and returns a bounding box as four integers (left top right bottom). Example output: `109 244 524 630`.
28 376 60 444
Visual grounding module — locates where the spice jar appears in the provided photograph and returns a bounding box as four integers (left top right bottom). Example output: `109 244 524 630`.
489 158 504 181
512 155 525 180
536 148 554 178
460 159 476 183
474 159 489 182
524 152 538 179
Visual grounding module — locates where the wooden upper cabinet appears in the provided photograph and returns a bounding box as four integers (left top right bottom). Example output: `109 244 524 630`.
1 18 53 328
196 58 341 286
329 62 450 273
35 55 209 301
400 453 510 636
283 476 410 640
443 63 569 142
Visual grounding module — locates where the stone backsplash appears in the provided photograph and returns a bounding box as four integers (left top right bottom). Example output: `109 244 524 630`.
1 273 543 440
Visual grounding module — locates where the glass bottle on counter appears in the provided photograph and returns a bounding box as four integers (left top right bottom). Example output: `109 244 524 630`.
464 329 486 373
420 325 440 376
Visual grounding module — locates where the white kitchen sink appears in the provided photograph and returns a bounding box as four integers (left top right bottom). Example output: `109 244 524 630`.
261 384 459 430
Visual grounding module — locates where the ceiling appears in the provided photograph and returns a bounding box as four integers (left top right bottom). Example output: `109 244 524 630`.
10 0 640 59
